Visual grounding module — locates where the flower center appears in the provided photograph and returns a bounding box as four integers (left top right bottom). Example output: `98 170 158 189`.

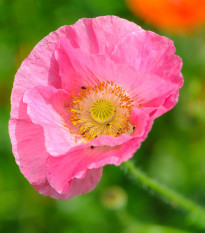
70 81 134 141
90 99 115 124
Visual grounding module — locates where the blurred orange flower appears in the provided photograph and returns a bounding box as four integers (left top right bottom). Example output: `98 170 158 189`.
126 0 205 34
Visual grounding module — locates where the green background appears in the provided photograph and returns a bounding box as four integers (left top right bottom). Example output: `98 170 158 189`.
0 0 205 232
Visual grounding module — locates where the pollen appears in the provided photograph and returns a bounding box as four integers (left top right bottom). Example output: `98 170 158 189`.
70 81 134 141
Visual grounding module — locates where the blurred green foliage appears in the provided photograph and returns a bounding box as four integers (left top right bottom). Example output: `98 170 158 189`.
0 0 205 233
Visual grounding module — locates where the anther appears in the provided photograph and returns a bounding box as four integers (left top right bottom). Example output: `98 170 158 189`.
70 81 134 140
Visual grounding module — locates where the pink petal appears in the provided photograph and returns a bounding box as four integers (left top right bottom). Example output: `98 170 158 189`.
49 167 103 198
10 26 68 121
149 91 180 118
111 30 183 86
111 31 183 116
56 38 178 108
46 138 141 194
45 111 153 195
9 103 63 198
46 107 152 194
10 16 141 122
55 38 100 94
23 85 76 156
65 16 142 54
9 16 142 162
9 26 67 192
9 114 48 185
9 100 102 200
130 108 150 137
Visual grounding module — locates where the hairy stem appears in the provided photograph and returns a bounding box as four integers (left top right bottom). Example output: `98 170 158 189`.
121 160 205 229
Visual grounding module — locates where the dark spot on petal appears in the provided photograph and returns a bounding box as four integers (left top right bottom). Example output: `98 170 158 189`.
81 86 86 89
64 103 69 108
91 145 94 149
133 126 135 130
106 123 110 126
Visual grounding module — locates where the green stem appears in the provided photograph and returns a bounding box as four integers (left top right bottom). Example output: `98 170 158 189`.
121 160 205 229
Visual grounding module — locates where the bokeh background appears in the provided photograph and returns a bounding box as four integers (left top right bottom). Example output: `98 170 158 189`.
1 0 205 233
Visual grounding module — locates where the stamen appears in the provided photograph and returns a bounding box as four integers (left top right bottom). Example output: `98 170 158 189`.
70 81 134 140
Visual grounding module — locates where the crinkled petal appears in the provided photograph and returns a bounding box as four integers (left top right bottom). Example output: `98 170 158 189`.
46 108 152 194
47 166 103 197
10 16 141 120
130 108 150 137
23 85 76 156
9 100 103 201
55 38 100 94
111 30 183 87
9 114 48 185
9 26 67 195
110 30 183 117
149 91 180 118
56 38 178 108
9 102 102 200
9 103 66 199
65 16 142 54
65 167 103 199
10 26 67 121
46 138 141 194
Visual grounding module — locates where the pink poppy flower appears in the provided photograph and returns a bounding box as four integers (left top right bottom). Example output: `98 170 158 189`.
9 16 183 200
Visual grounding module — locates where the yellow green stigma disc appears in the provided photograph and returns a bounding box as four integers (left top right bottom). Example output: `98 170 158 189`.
90 99 115 124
